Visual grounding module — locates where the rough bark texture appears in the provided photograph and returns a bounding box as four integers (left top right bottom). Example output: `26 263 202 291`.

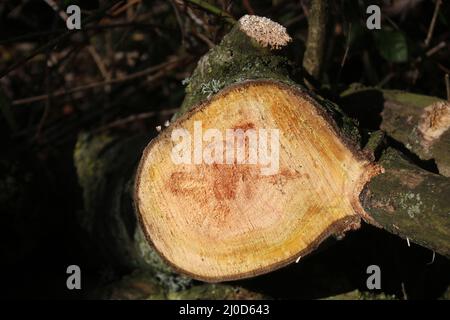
177 18 295 118
340 86 450 256
381 94 450 177
362 148 450 257
179 16 360 144
340 85 450 177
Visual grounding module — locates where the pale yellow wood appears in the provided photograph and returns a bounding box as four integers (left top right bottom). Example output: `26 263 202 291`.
135 81 380 281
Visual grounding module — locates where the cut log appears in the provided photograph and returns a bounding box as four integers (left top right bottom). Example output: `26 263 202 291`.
134 15 382 281
381 95 450 177
133 15 450 282
135 80 381 281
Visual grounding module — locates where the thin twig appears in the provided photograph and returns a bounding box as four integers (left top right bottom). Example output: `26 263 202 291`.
35 10 60 141
302 0 328 84
12 57 189 106
86 45 110 81
43 0 68 21
415 41 446 63
424 0 442 47
170 0 187 45
340 24 351 68
192 31 215 48
385 15 400 31
184 0 236 24
426 41 446 57
0 0 125 79
44 2 112 87
242 0 255 15
94 109 178 133
0 22 168 45
110 0 141 17
377 72 395 88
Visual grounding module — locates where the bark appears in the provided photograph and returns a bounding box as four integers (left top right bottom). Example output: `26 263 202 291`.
322 290 397 300
340 85 450 177
177 15 295 118
302 0 328 81
361 148 450 257
93 269 268 300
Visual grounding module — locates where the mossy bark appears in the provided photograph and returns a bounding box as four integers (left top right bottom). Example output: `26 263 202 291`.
178 18 361 144
322 289 397 300
177 23 295 118
163 284 269 300
340 85 450 177
361 148 450 257
92 269 268 300
74 132 192 291
380 91 450 177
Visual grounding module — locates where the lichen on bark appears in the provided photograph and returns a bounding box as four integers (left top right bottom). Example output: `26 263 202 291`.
362 148 450 257
176 19 296 118
176 15 362 147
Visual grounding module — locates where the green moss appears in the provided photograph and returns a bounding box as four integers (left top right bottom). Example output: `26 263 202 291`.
340 85 442 109
175 25 296 118
383 90 442 110
162 284 268 300
93 270 165 300
364 148 450 257
176 25 363 148
341 85 449 174
363 131 385 157
74 132 116 233
323 289 397 300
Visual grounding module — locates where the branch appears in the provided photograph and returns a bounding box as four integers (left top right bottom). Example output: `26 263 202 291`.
184 0 236 25
0 0 125 79
302 0 328 82
12 57 190 106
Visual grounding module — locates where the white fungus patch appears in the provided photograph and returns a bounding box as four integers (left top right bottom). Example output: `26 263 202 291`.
239 15 292 50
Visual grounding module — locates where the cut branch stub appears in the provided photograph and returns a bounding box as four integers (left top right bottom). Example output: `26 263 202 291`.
340 86 450 177
381 96 450 177
134 80 381 281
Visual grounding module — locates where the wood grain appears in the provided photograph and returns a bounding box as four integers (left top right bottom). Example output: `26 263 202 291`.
135 81 380 281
